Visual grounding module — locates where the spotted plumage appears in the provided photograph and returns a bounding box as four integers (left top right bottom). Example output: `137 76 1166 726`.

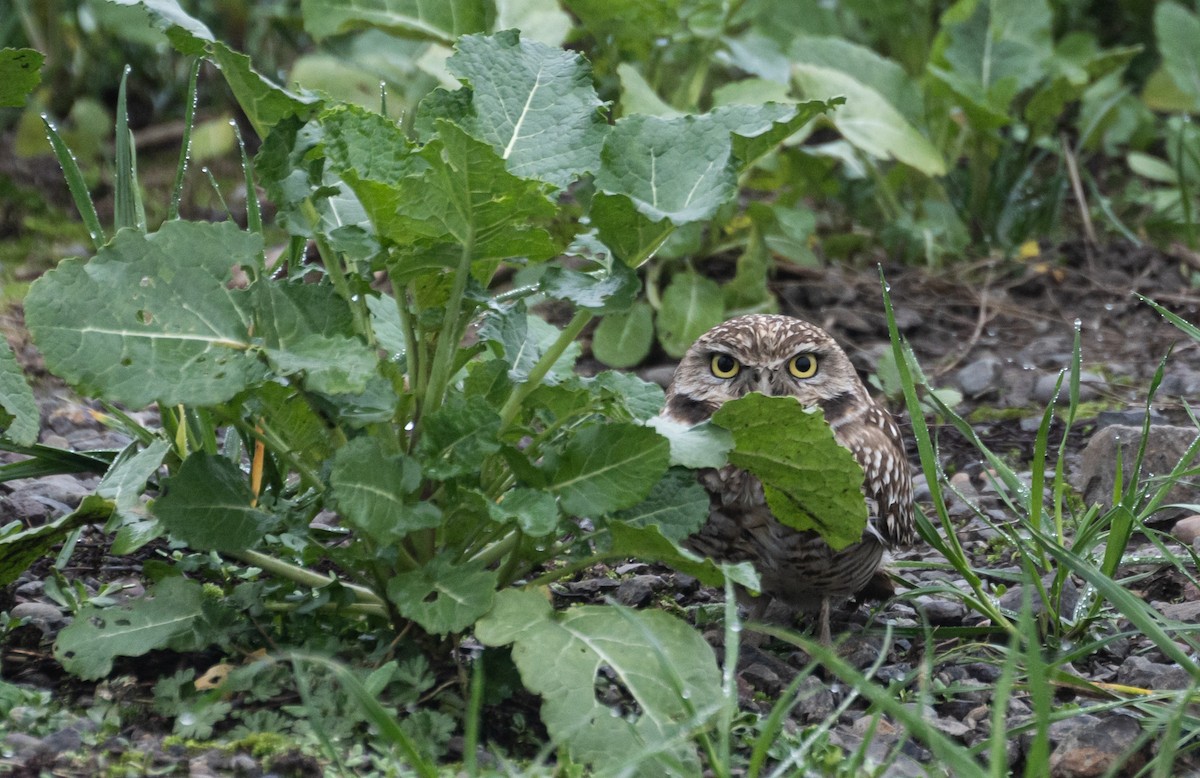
662 314 916 641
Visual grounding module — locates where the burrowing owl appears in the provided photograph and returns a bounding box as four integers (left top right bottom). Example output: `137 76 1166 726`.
662 314 916 642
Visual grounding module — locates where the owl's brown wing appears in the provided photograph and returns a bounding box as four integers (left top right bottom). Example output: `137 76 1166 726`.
834 404 916 548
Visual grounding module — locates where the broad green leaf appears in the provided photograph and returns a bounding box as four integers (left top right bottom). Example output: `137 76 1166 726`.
538 260 639 314
617 63 683 117
54 577 209 680
0 495 111 587
1156 2 1200 102
655 272 725 358
25 222 265 407
112 0 318 135
416 394 501 479
301 0 492 44
255 282 379 395
793 64 947 176
708 99 842 172
712 394 867 550
549 423 669 515
488 488 560 536
791 37 922 126
0 338 38 445
558 0 678 59
496 0 572 46
607 523 760 591
154 453 275 552
587 371 664 422
330 437 441 543
387 557 497 635
439 30 607 188
479 305 581 383
594 114 738 225
476 589 720 774
589 192 675 268
941 0 1053 94
592 302 654 368
324 109 558 265
610 468 712 545
366 294 408 359
0 48 43 107
243 381 339 471
645 417 733 470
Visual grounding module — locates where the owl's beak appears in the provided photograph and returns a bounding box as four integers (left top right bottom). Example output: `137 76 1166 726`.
751 368 772 395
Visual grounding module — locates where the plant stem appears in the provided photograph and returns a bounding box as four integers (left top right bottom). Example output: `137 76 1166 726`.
231 549 385 606
424 233 476 414
498 309 593 428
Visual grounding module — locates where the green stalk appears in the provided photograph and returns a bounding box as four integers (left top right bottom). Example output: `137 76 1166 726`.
231 549 384 606
498 309 593 428
168 59 201 221
424 233 476 414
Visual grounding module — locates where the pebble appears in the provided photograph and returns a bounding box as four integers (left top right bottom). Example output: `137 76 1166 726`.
913 596 967 625
614 575 662 607
1157 600 1200 622
1116 655 1192 690
1074 424 1200 520
11 601 67 634
740 662 782 696
1172 514 1200 545
955 356 1003 397
1048 714 1143 777
792 675 835 722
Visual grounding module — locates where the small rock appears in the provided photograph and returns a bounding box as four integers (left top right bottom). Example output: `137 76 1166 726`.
955 357 1003 398
932 716 972 738
1000 574 1079 617
1048 714 1143 777
41 725 83 753
614 575 662 607
4 732 47 756
914 596 967 625
11 601 67 633
8 474 94 508
792 675 835 722
1095 409 1168 429
1173 515 1200 545
740 663 782 696
1116 655 1192 690
1158 600 1200 622
1074 424 1200 521
228 753 259 775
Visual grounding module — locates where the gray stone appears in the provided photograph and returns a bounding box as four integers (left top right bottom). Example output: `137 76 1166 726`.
1157 600 1200 622
791 675 834 722
614 575 662 607
1116 655 1192 690
11 601 67 633
955 356 1003 397
4 732 47 756
8 473 95 508
1173 515 1200 545
1048 713 1143 777
913 595 967 625
999 574 1079 617
41 725 83 753
1033 371 1104 405
1073 425 1200 520
740 662 782 696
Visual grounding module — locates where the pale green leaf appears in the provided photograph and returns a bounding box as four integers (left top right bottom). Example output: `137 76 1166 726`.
0 48 43 107
711 394 868 551
610 469 712 545
54 577 208 680
154 453 275 552
592 302 654 368
25 222 265 407
416 394 501 479
301 0 492 44
589 192 675 268
790 37 923 125
0 338 38 445
655 272 725 358
441 30 606 188
330 437 441 543
387 557 496 635
1156 2 1200 102
496 0 572 46
476 589 720 774
538 260 639 314
617 63 682 117
793 64 947 176
549 423 670 516
645 417 733 470
595 114 738 225
488 488 560 537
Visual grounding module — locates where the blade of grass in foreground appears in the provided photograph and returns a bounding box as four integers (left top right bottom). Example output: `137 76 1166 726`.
42 118 105 249
168 58 201 221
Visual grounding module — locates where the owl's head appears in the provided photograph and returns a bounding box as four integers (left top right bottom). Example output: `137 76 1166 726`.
663 314 865 424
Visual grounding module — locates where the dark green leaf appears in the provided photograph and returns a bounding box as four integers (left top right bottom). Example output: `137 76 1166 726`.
0 338 38 446
330 437 440 543
387 557 497 635
0 48 43 107
711 393 867 550
549 423 670 515
610 469 712 545
417 394 501 479
487 488 560 537
154 453 275 552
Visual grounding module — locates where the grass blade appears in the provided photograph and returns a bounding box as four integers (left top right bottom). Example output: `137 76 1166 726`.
168 58 201 221
114 65 145 231
42 116 105 249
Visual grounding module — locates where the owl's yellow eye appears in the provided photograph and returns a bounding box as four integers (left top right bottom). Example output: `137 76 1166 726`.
710 353 740 378
788 353 818 379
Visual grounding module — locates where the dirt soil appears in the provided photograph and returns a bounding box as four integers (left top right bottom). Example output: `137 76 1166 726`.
5 238 1200 776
